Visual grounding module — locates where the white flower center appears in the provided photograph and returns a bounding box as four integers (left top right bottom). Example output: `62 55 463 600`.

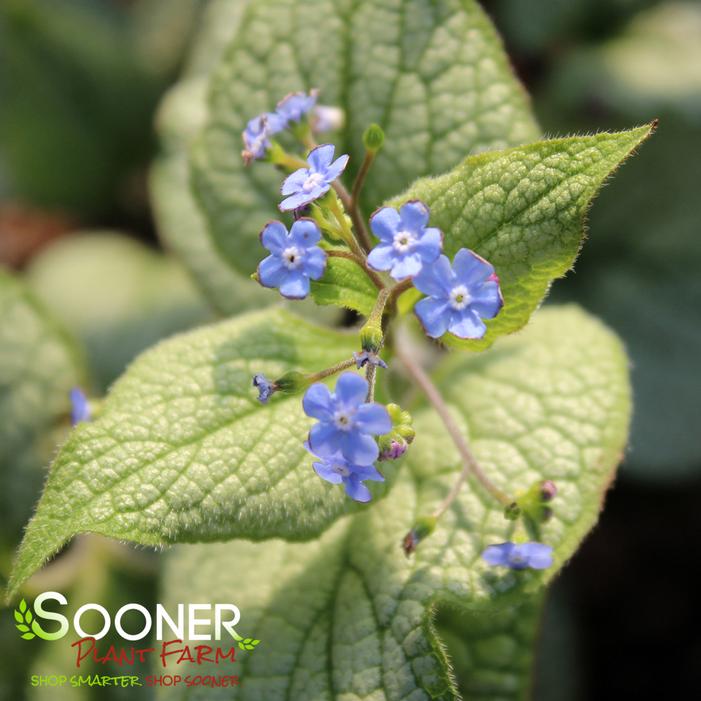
333 409 355 431
449 285 471 310
302 172 324 192
392 230 415 253
282 246 304 270
331 462 351 477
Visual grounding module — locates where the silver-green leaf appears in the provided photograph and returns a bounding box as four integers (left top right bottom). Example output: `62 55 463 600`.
7 308 392 599
157 305 631 699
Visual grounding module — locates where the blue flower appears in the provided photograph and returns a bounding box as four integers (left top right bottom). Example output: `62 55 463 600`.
303 372 391 465
280 144 349 211
481 542 553 570
69 388 91 425
367 201 443 280
413 249 503 339
253 374 275 403
276 89 318 124
257 219 327 299
242 112 285 164
307 447 384 503
353 350 388 370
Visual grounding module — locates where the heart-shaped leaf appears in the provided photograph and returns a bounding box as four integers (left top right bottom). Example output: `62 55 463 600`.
158 305 631 699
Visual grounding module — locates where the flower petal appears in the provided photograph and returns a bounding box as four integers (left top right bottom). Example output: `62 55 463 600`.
313 461 344 485
448 309 487 339
524 543 553 570
260 221 289 253
389 253 423 280
367 244 396 272
290 219 322 247
352 463 385 482
308 421 341 457
470 281 503 319
355 403 392 435
308 143 335 171
414 227 443 262
453 248 495 285
334 372 368 407
280 191 313 212
281 168 309 195
369 207 401 242
415 297 451 338
340 432 379 465
304 247 327 280
258 255 287 288
412 254 453 297
343 474 372 502
481 543 513 566
303 383 334 420
325 153 350 182
399 200 430 233
279 271 310 299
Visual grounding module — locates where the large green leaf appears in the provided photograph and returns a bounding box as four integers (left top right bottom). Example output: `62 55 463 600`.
391 126 653 350
6 308 396 599
26 232 212 391
157 305 630 699
0 269 85 551
190 0 540 291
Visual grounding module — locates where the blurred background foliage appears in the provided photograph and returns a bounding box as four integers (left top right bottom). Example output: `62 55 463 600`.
0 1 699 699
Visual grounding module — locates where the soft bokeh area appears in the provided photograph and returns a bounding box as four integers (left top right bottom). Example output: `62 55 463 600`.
1 1 699 699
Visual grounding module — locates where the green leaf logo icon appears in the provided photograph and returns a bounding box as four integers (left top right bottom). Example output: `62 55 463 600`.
238 638 261 651
14 599 36 640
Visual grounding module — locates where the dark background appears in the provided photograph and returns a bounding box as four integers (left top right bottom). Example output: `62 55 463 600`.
1 1 699 699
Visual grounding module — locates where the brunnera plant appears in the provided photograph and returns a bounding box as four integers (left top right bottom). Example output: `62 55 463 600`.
7 0 653 697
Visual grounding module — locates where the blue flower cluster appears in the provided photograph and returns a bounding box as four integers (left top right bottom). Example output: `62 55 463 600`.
303 373 390 502
367 202 502 340
242 89 318 164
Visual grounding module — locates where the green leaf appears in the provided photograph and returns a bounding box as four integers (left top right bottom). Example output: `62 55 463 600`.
18 599 26 613
310 256 378 315
190 0 539 302
26 233 212 391
6 308 398 600
21 632 35 640
0 269 85 549
13 610 22 623
158 305 630 699
16 623 29 633
390 125 654 349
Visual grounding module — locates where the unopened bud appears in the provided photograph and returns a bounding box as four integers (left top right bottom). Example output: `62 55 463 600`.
363 123 385 153
402 515 436 556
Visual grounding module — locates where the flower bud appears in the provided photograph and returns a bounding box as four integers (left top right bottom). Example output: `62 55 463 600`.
363 123 385 153
540 480 558 501
378 403 415 460
402 515 436 556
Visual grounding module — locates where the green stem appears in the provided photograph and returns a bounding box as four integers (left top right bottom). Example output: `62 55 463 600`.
332 180 373 253
394 343 512 513
308 357 357 384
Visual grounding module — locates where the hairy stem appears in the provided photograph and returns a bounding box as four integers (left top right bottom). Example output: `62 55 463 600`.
308 357 358 383
332 180 373 253
394 344 512 512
